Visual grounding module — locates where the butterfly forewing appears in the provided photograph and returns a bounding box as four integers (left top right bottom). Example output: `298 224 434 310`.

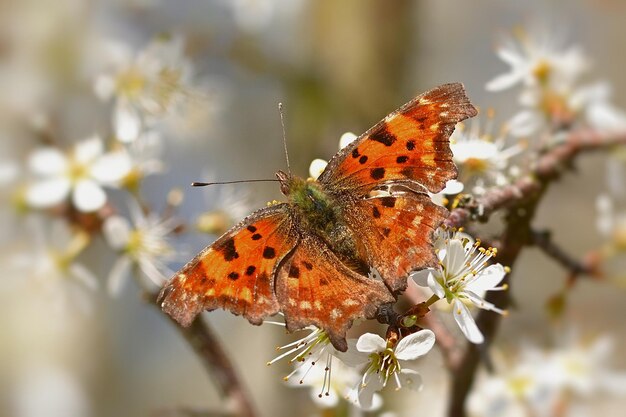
275 233 394 351
343 192 448 292
319 83 477 194
159 204 297 327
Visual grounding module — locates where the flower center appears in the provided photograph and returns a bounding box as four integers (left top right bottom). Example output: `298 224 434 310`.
464 157 489 173
116 67 147 99
66 160 89 183
533 60 552 85
364 346 401 388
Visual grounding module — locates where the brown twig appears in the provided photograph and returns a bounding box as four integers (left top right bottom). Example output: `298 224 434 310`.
148 293 258 417
531 229 595 276
445 129 626 417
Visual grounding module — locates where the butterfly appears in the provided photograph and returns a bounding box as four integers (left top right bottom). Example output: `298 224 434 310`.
159 83 477 351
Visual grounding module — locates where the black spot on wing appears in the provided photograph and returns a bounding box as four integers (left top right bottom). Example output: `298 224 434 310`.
381 197 396 208
406 140 416 151
396 155 409 164
370 167 385 180
228 272 240 280
373 206 381 219
217 238 239 261
252 233 262 240
302 261 314 270
245 265 256 276
263 247 276 259
288 265 300 279
247 225 257 233
359 155 368 164
370 126 397 146
352 148 360 158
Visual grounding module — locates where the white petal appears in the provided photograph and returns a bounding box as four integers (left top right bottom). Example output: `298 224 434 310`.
336 339 369 367
485 70 524 91
90 152 132 184
107 256 132 296
94 75 115 100
508 110 542 137
26 178 72 208
428 272 446 299
441 179 464 195
28 148 67 176
443 240 468 279
339 132 357 149
465 264 506 293
308 159 327 180
412 269 432 287
399 369 423 391
356 375 384 410
114 102 142 143
356 333 387 353
74 136 104 164
72 179 107 212
69 263 99 291
395 329 435 360
309 386 339 408
452 299 484 344
103 216 131 250
464 291 505 314
138 257 167 286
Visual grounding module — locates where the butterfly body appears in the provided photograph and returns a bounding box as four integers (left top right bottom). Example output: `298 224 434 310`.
278 170 367 274
160 83 478 351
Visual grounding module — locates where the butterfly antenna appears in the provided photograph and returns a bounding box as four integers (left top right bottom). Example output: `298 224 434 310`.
192 179 279 187
279 102 291 175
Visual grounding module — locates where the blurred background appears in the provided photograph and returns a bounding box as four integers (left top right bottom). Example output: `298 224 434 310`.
1 1 626 416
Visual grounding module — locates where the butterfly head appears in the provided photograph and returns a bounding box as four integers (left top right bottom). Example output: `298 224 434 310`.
276 169 301 196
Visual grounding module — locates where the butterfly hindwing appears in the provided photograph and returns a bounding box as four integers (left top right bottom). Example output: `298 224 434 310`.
319 83 477 194
343 190 448 293
275 233 394 351
159 204 297 327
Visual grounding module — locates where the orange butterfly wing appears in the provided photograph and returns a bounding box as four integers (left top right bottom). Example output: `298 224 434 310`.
275 233 394 351
319 83 477 194
159 204 297 327
342 190 448 293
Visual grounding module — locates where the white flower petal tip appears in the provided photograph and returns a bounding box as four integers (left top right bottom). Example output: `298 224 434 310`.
355 333 387 353
395 330 436 361
72 180 107 212
308 159 328 180
339 132 357 149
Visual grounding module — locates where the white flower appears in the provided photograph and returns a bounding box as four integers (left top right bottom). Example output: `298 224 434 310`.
339 132 358 149
103 200 177 294
339 331 435 410
11 217 98 314
414 228 508 344
486 29 587 92
450 120 524 194
544 335 626 397
26 136 131 212
467 350 559 417
95 36 194 143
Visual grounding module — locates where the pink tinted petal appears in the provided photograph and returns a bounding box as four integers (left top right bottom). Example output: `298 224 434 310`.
26 178 71 208
452 299 484 344
72 180 106 212
395 329 435 361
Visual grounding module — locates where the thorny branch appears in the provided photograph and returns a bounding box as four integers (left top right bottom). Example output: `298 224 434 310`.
444 129 626 417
